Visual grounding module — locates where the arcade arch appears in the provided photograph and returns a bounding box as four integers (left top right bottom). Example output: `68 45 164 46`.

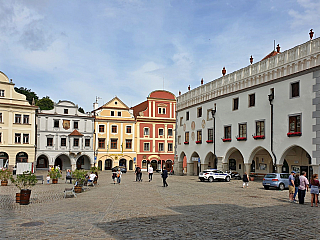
189 152 200 176
0 152 9 168
204 152 217 169
16 152 28 163
248 147 273 175
76 155 91 170
36 154 49 169
55 154 71 170
224 148 244 176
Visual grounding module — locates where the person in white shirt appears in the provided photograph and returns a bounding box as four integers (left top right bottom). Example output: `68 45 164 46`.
148 165 154 182
88 172 96 185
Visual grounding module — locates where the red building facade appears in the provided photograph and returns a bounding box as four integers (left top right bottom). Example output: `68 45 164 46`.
132 90 176 172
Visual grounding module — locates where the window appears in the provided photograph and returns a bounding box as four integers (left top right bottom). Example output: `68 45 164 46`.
23 134 29 144
142 160 147 168
185 132 189 142
289 115 301 133
54 120 59 128
126 139 132 149
118 111 121 116
208 128 213 141
249 94 255 107
197 107 202 118
144 128 149 135
168 143 173 151
168 129 173 136
239 123 247 138
291 82 299 98
85 139 90 147
99 125 104 133
111 111 114 116
0 90 4 97
73 121 78 129
158 107 166 114
186 111 189 121
74 138 79 147
180 117 183 126
178 136 181 145
144 142 150 151
47 137 53 146
98 138 105 148
256 121 265 136
0 133 2 143
207 109 213 121
64 109 68 114
158 143 164 151
126 126 131 133
159 128 164 136
197 130 202 142
15 133 21 143
61 138 66 146
0 113 2 123
111 139 117 149
233 98 239 110
111 125 117 133
224 126 231 139
23 115 29 124
15 114 21 123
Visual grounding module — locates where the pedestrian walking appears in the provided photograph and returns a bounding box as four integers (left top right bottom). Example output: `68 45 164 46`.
310 174 319 207
66 169 72 184
135 166 142 182
288 171 295 202
293 173 300 202
112 168 117 184
148 165 153 182
117 169 122 184
242 172 249 188
161 167 168 187
298 171 309 204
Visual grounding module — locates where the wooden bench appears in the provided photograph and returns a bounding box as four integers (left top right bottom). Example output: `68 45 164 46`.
35 175 44 184
64 186 77 198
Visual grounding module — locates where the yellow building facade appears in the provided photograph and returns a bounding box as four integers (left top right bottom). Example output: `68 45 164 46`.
93 97 136 171
0 71 38 169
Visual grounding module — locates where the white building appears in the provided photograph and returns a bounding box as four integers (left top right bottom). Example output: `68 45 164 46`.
175 36 320 179
36 100 94 171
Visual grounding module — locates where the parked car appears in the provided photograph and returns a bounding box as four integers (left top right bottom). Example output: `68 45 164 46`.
199 169 231 182
262 173 290 190
112 166 127 173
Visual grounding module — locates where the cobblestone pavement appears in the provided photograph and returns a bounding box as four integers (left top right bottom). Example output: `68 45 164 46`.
0 171 319 239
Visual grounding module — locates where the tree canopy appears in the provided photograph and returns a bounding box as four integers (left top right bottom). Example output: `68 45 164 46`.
14 87 38 105
36 96 54 110
78 107 85 113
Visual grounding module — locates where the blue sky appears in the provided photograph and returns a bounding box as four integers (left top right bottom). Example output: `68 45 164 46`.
0 0 319 112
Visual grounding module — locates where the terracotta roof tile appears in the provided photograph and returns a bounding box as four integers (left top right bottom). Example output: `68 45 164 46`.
261 50 279 61
69 130 84 136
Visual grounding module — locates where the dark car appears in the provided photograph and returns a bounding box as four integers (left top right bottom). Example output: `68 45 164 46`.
112 166 127 173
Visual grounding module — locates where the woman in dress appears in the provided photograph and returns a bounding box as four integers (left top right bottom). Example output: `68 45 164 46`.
310 174 319 207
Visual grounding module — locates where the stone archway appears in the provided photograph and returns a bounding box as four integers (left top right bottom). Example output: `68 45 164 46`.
77 155 91 170
16 152 28 164
119 159 126 168
55 154 71 170
0 152 9 168
36 155 49 169
224 147 244 175
150 160 157 171
189 152 200 176
279 145 313 178
178 151 187 175
247 147 273 175
204 152 216 170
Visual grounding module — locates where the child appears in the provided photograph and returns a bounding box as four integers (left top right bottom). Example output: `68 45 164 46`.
46 174 50 184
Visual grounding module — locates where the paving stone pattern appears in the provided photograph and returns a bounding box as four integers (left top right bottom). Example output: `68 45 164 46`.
0 171 319 239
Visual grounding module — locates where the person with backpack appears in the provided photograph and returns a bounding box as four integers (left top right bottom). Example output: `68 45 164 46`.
293 173 300 202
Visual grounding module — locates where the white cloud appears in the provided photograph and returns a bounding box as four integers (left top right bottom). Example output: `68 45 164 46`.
289 0 320 27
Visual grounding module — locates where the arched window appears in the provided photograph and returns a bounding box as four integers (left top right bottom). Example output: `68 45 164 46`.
142 160 147 168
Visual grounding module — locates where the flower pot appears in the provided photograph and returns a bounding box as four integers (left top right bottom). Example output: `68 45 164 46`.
1 180 8 186
20 189 31 205
74 186 82 193
52 178 58 184
250 177 254 181
16 193 20 203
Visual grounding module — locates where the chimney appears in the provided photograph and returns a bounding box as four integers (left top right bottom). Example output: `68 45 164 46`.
250 55 253 64
222 67 226 76
276 44 280 53
179 91 181 95
201 78 203 85
309 29 314 40
188 85 190 91
93 102 98 111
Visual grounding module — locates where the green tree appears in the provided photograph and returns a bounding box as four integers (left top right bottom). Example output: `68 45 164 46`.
14 87 38 105
36 96 54 110
78 107 85 113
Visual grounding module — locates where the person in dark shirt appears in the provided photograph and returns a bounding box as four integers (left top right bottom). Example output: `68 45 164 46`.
161 167 168 187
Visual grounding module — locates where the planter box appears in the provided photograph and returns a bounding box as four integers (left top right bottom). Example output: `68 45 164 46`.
222 138 231 142
1 180 8 186
195 141 202 144
253 135 265 139
236 137 247 141
206 140 213 143
52 179 58 184
287 132 302 137
74 186 82 193
184 142 189 145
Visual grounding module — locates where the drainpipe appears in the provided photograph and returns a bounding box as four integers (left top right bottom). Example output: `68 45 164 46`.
211 104 217 167
268 90 277 173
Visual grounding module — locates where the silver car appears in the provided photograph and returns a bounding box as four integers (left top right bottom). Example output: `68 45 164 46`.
262 173 290 190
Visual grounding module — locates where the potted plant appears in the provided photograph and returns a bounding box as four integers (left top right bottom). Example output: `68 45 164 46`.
11 171 37 205
0 168 12 186
72 169 87 193
249 174 255 181
49 168 62 184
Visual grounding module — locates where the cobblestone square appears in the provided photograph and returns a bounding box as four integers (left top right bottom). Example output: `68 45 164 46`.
0 171 319 239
